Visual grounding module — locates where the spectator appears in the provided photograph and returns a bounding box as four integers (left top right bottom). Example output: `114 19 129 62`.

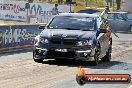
58 0 63 4
52 4 59 15
48 0 52 3
66 0 72 4
106 0 112 8
116 0 121 10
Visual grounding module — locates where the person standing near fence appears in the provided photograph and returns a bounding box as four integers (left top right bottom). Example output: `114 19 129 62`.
66 0 72 4
116 0 121 10
48 0 52 3
106 0 112 8
52 4 59 15
58 0 63 4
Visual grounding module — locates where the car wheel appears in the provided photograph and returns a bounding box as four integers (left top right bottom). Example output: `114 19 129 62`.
102 44 112 62
93 44 100 65
130 26 132 33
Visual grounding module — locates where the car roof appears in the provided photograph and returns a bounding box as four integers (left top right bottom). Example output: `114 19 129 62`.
56 13 99 18
108 12 127 14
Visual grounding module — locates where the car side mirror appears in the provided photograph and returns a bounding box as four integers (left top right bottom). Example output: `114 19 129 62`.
39 26 45 30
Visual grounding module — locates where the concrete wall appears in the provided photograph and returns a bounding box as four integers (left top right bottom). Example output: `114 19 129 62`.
124 0 132 13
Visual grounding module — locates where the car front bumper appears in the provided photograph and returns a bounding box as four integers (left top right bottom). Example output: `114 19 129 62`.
33 46 95 61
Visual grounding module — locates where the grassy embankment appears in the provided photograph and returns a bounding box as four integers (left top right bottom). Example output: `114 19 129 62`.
39 0 124 11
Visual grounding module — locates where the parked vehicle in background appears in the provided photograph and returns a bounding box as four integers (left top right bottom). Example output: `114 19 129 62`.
107 12 132 32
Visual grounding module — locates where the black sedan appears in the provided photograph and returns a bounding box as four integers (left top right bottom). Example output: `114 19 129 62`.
33 13 112 65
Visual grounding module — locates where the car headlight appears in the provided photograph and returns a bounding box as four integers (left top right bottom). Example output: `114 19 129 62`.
77 40 93 46
86 40 93 46
40 37 49 44
77 41 83 46
34 35 40 44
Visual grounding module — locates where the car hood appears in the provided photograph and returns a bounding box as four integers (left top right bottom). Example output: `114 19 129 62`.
40 29 96 39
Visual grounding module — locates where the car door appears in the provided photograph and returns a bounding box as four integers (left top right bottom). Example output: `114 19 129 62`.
114 13 127 31
127 14 132 30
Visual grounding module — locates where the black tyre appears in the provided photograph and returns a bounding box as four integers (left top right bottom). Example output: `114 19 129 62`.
93 43 100 65
101 44 112 62
129 26 132 33
34 59 43 63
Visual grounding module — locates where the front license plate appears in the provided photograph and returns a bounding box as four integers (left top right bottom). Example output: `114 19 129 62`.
55 49 68 52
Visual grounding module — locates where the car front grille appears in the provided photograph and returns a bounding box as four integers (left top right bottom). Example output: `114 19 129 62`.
50 37 77 45
50 38 61 44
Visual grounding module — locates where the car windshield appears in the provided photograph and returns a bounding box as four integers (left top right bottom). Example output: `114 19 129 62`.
47 16 95 31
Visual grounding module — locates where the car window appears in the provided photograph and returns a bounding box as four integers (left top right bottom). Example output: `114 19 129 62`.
47 16 96 31
108 13 114 19
115 14 124 20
